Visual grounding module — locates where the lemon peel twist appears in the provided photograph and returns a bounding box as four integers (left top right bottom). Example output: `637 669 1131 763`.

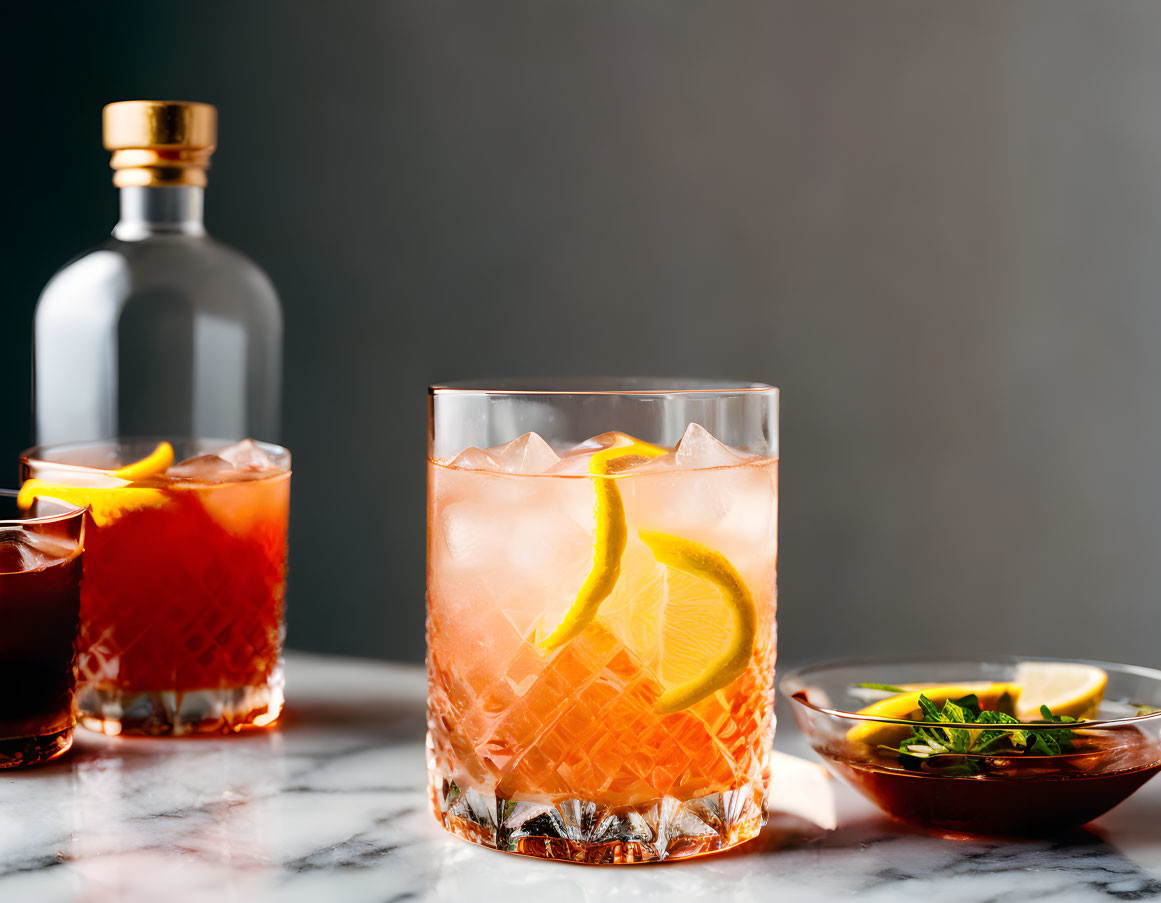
537 438 666 651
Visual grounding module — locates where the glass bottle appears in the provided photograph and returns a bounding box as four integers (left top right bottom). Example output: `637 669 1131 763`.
33 100 282 446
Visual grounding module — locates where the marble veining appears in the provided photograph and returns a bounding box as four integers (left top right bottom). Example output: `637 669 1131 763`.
1 653 1159 902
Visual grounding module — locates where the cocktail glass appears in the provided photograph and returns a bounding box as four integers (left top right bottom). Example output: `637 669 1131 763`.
0 490 84 767
20 438 291 736
427 379 779 862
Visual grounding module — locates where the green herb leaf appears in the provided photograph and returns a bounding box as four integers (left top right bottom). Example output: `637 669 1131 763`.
951 694 982 716
974 709 1028 753
870 691 1077 775
917 694 944 723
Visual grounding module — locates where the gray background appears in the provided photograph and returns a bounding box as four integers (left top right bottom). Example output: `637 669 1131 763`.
4 2 1160 670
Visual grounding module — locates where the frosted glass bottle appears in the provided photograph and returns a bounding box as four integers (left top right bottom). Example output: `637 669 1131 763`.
33 101 281 445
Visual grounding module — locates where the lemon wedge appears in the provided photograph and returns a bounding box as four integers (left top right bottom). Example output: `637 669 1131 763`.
639 530 757 714
18 441 174 527
847 683 1022 747
538 436 666 651
1014 661 1107 721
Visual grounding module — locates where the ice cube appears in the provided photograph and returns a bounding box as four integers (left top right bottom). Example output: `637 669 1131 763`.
507 501 591 574
0 532 33 573
673 423 745 469
548 431 663 475
486 433 561 475
626 450 677 475
0 530 74 573
440 500 511 566
219 439 279 472
447 447 502 471
569 431 638 453
170 440 281 480
720 468 779 552
169 454 234 479
545 453 595 476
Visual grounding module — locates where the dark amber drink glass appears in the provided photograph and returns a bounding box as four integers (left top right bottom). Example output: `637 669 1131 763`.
0 490 84 767
21 439 290 737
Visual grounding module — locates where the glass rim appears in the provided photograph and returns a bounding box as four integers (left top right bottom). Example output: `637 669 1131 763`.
429 377 779 397
22 437 291 466
0 488 86 526
781 653 1161 732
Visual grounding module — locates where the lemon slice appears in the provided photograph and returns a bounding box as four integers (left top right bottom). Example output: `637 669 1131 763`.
1014 662 1107 721
538 436 666 651
18 441 174 527
847 683 1022 747
639 530 757 714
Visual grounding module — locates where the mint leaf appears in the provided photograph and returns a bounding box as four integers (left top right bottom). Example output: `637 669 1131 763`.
937 698 977 753
974 709 1028 753
1037 704 1078 725
917 694 944 723
868 691 1078 775
976 709 1021 724
950 694 982 717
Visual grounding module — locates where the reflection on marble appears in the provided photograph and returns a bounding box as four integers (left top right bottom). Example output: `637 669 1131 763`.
0 654 1160 902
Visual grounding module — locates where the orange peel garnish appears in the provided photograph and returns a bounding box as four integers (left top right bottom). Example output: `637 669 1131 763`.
18 442 174 527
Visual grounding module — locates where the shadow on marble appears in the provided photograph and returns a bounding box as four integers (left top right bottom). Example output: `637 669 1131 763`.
278 696 424 740
706 814 831 857
812 812 1161 901
1101 788 1161 840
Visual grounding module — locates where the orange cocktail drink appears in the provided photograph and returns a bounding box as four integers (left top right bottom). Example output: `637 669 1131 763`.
427 381 779 862
21 439 290 736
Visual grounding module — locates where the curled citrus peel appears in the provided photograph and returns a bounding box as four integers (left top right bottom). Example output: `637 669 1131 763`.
18 441 175 527
639 531 758 714
537 437 666 651
535 434 760 715
110 441 174 480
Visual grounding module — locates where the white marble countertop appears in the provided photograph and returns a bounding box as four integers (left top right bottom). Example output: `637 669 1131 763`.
3 653 1161 902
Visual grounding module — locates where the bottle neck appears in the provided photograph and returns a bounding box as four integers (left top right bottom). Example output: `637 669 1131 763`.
114 186 206 240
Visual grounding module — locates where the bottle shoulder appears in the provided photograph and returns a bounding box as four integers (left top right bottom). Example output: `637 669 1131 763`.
37 235 281 323
111 234 272 274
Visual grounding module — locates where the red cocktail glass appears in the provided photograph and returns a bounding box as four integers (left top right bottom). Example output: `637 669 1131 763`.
21 439 290 737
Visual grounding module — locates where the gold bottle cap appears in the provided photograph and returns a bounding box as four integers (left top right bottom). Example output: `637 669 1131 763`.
103 100 217 188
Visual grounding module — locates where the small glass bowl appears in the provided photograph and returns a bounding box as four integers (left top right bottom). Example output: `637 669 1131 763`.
782 656 1161 837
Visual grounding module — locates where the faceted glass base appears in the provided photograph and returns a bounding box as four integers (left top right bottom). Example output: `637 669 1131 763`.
429 771 767 863
0 727 73 769
77 670 284 737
